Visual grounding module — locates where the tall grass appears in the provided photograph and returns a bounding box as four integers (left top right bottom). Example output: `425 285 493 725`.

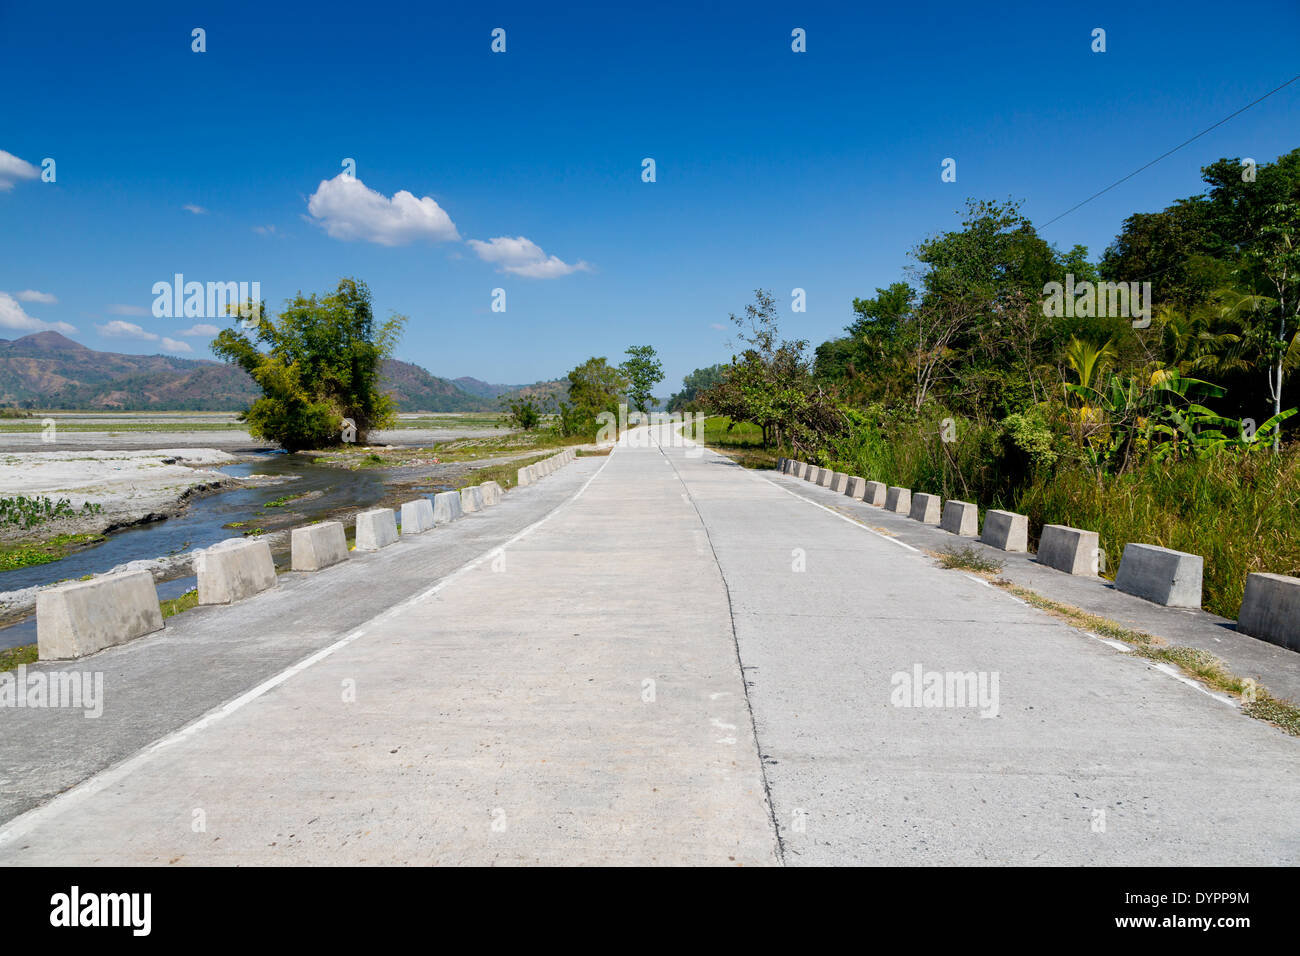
1016 450 1300 618
821 408 1300 619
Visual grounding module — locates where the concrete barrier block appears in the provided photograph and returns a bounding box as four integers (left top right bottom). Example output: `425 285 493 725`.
291 521 349 570
940 500 979 537
480 481 503 507
817 468 834 488
36 570 164 660
1114 543 1203 607
806 465 821 483
864 481 886 506
1036 524 1100 576
777 457 787 473
909 492 941 524
433 490 462 524
460 485 485 513
845 476 866 499
196 537 277 604
400 499 435 536
980 510 1028 552
885 486 911 514
1238 573 1300 651
830 472 849 493
792 461 807 479
355 508 398 551
517 466 533 487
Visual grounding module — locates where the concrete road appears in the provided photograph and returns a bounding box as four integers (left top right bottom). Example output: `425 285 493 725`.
2 429 1297 865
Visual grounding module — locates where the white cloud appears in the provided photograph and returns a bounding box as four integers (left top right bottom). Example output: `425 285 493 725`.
0 292 76 334
183 204 208 215
97 319 156 340
467 236 590 279
15 289 57 304
179 323 220 337
306 174 459 246
107 304 150 317
253 225 277 235
0 150 40 191
710 323 727 331
95 321 192 353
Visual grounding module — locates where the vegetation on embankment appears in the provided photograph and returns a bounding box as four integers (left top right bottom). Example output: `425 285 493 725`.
0 533 108 572
680 148 1300 623
0 644 38 673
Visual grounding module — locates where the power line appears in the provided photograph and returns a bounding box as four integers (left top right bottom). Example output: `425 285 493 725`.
1040 73 1300 230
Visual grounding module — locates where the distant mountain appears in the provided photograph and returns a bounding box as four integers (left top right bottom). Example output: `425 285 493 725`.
453 377 512 399
381 359 494 412
456 376 570 407
0 333 513 413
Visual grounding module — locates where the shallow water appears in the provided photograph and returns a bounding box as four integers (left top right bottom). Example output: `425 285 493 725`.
0 452 402 648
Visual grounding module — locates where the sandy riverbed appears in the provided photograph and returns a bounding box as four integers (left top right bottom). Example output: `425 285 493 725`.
0 448 260 542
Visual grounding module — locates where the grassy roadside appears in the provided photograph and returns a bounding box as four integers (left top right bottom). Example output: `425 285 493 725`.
454 449 577 491
701 417 781 469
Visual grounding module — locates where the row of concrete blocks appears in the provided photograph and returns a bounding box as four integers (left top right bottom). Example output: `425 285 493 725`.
516 448 576 487
776 457 1300 652
35 480 509 661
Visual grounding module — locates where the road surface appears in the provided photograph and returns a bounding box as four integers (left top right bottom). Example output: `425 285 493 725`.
2 428 1297 865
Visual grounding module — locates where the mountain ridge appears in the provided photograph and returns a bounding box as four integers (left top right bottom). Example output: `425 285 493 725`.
0 332 553 413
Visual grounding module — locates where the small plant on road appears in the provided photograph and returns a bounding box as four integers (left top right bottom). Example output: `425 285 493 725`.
936 545 1003 574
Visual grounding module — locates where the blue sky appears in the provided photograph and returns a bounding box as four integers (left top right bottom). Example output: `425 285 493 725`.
2 0 1298 393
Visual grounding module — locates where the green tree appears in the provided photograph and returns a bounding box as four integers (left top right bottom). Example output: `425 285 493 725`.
212 278 404 452
667 364 727 412
620 345 664 413
503 395 543 431
703 290 843 452
557 356 628 438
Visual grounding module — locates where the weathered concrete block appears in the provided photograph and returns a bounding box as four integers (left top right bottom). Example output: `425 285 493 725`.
1114 543 1203 607
1237 573 1300 651
1036 524 1100 576
817 468 834 488
399 499 435 536
433 491 462 525
791 461 807 479
460 485 485 513
909 492 941 524
940 500 979 537
885 486 911 514
291 521 349 570
830 472 849 493
863 481 886 506
196 537 277 604
354 508 398 552
980 510 1028 551
777 457 788 473
805 465 822 484
480 481 503 506
517 466 533 486
36 570 164 660
845 476 866 499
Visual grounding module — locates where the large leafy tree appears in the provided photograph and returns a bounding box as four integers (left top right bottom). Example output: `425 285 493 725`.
620 345 664 414
212 278 405 452
557 356 628 437
704 289 843 452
